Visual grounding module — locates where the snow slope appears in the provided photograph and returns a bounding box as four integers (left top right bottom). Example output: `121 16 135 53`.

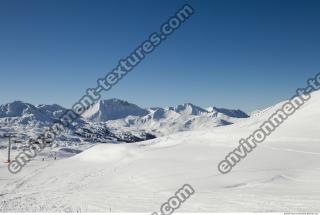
1 91 320 212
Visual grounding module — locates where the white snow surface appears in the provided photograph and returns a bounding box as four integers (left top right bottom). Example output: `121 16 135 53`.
1 91 320 212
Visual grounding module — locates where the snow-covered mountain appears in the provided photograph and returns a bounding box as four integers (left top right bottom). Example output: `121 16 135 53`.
82 99 149 122
82 99 249 124
0 100 155 144
37 104 67 119
104 106 233 136
98 100 249 136
0 101 54 125
169 103 208 115
0 99 249 143
207 106 249 118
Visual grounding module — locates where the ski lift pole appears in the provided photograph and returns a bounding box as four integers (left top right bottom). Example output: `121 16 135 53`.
3 133 15 163
8 135 11 163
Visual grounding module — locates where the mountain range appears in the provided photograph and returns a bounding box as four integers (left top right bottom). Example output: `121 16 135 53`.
0 99 249 144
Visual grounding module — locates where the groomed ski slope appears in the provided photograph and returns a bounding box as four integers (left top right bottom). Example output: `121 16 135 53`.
1 91 320 212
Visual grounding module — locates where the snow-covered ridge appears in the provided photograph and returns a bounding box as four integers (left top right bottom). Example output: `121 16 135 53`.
0 99 248 123
168 103 208 115
0 101 57 125
80 99 249 136
207 106 249 118
82 99 249 122
0 99 249 139
37 104 66 119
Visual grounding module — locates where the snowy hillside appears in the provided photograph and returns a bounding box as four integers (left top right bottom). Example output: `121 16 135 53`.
0 91 320 212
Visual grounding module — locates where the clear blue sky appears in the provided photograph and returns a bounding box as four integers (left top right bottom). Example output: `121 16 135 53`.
1 0 320 112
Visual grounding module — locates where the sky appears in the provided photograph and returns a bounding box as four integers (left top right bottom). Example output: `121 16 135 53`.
1 0 320 112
